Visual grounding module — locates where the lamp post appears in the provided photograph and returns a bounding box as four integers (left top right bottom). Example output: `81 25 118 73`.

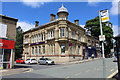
114 34 120 79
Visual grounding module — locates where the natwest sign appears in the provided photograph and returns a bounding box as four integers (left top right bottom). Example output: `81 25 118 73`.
0 39 15 49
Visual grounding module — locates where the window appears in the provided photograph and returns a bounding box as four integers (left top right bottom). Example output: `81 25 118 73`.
72 31 76 39
43 46 45 54
33 36 35 43
39 46 41 54
32 47 34 55
78 34 81 41
61 44 65 54
41 34 43 41
44 33 45 40
60 28 65 37
35 47 38 55
31 36 33 43
0 23 7 38
48 30 54 39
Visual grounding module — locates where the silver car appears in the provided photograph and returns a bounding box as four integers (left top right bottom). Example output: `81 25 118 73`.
38 58 55 65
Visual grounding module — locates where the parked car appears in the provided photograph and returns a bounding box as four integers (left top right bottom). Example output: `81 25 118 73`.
38 58 55 65
25 59 37 64
16 58 25 64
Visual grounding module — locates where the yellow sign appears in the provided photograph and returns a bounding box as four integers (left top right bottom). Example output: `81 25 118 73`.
100 9 109 22
101 17 109 21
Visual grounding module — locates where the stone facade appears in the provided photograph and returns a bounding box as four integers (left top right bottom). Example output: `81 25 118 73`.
23 5 100 63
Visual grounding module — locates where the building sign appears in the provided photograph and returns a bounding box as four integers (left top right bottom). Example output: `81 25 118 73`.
0 39 15 49
30 42 45 46
0 23 7 38
100 9 109 22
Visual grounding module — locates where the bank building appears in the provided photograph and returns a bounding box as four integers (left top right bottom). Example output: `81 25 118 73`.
23 5 100 63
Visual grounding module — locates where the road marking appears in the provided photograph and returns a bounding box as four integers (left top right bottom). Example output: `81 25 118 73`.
107 70 118 78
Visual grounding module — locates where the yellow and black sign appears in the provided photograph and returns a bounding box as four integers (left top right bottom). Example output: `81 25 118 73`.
100 9 109 22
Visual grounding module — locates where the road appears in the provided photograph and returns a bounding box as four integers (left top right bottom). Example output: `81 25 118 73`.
2 58 117 78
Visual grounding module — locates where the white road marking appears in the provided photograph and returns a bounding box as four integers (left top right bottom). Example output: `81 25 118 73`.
107 70 118 78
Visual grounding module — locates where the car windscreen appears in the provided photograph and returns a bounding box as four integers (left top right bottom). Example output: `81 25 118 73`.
32 59 36 60
45 58 51 60
40 58 45 60
26 59 30 60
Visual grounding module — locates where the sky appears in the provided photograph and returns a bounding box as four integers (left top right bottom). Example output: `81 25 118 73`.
1 0 119 36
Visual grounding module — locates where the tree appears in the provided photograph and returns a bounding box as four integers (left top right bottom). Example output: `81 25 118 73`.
15 26 23 59
85 16 114 57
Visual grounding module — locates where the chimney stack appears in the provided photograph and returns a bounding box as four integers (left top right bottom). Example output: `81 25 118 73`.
74 19 79 25
50 14 56 21
35 21 39 27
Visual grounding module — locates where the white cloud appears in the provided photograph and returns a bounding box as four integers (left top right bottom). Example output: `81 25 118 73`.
87 0 119 15
80 25 85 28
110 0 120 15
87 0 103 6
17 21 34 32
21 0 54 8
112 25 119 36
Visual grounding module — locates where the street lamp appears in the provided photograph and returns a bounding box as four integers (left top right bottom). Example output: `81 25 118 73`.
114 34 120 79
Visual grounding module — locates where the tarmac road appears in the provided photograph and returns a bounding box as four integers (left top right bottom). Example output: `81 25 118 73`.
2 58 117 78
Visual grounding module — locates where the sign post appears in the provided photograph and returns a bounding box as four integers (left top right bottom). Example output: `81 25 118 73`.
99 10 105 58
99 9 109 78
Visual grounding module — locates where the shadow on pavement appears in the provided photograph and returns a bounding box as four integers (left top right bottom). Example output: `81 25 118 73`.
14 64 32 69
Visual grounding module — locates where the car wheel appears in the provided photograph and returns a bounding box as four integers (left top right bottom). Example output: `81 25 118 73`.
46 62 48 65
28 62 31 65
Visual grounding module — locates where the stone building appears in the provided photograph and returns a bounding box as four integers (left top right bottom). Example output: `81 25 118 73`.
23 5 99 63
0 15 18 69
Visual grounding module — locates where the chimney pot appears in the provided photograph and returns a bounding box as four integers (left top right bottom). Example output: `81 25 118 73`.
35 21 39 27
50 14 56 21
74 19 79 25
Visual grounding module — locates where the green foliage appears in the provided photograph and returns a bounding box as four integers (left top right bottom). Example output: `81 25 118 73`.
15 26 23 59
85 16 114 57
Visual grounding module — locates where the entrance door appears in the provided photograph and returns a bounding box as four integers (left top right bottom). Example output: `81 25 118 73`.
61 44 65 55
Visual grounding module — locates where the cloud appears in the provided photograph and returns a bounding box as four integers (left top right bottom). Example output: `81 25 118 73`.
87 0 103 6
112 25 119 36
21 0 54 8
110 0 120 15
87 0 119 15
17 21 34 32
80 25 85 28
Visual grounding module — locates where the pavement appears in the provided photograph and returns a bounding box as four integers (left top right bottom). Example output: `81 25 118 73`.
0 68 33 76
61 58 101 65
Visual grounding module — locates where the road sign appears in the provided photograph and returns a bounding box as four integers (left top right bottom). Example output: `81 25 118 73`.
100 9 109 22
99 35 106 41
